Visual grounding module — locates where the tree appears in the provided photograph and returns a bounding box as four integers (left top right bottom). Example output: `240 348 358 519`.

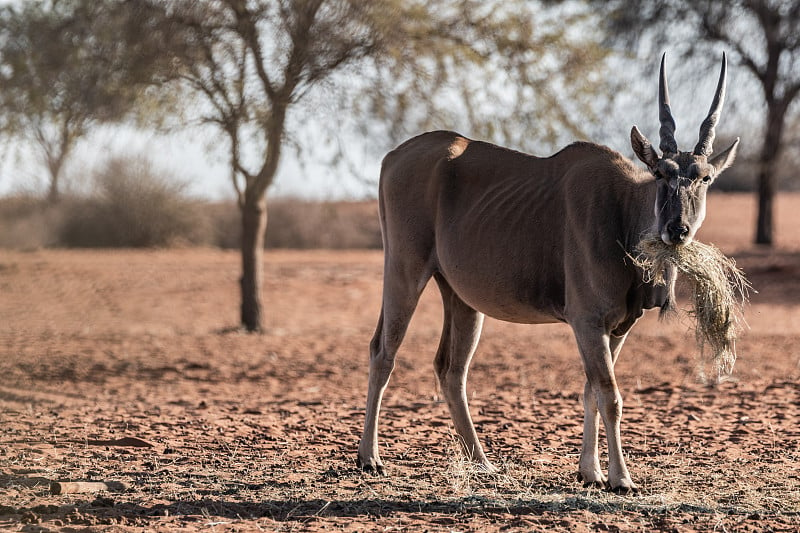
0 0 175 202
142 0 612 332
594 0 800 246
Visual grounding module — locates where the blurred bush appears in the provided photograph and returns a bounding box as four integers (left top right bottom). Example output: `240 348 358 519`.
59 156 212 247
204 199 381 250
264 200 380 249
0 157 382 250
0 193 65 248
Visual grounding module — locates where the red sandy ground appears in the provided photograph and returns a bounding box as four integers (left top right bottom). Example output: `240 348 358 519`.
1 193 799 532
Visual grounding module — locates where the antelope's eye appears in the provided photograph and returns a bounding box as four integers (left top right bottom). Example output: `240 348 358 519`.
701 175 711 183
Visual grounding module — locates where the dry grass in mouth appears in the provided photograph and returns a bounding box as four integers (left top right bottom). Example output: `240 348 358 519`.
633 235 751 379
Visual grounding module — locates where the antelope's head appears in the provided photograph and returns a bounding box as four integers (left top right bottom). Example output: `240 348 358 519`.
631 53 739 246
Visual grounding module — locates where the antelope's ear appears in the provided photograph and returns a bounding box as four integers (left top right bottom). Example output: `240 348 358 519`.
631 126 659 170
710 137 739 175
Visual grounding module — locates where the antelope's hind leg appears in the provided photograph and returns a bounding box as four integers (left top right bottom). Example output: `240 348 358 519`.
357 260 430 475
433 275 493 472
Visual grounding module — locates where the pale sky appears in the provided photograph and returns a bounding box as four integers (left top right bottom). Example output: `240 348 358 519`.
0 123 381 201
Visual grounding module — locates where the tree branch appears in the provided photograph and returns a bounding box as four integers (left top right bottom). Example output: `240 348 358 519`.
224 0 276 102
698 9 766 85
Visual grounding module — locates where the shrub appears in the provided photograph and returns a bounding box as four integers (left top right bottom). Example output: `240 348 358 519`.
204 201 241 249
0 159 382 249
204 199 382 250
0 194 64 249
59 156 212 247
264 199 381 249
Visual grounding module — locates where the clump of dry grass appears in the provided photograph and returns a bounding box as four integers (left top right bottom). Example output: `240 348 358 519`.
633 234 751 378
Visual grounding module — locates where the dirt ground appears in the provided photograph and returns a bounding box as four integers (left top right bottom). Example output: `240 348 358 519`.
1 193 799 532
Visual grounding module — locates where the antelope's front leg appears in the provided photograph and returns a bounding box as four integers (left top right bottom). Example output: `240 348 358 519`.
579 380 607 488
572 323 638 494
579 331 631 488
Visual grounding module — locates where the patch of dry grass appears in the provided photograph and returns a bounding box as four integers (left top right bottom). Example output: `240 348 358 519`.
633 235 751 380
441 439 800 529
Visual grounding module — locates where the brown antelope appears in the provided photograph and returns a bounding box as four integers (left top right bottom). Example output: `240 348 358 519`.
357 54 739 493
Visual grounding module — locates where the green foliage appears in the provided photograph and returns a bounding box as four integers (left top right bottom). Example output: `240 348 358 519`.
0 0 180 201
357 0 613 150
144 0 614 203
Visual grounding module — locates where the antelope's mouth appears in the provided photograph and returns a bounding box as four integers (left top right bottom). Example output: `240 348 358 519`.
660 233 693 247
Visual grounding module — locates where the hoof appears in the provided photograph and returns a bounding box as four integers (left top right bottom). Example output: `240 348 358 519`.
475 462 498 474
582 479 609 490
608 483 639 495
357 457 387 476
577 471 608 490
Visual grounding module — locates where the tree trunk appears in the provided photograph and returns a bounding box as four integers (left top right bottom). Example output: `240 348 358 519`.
755 103 785 246
47 176 60 204
39 125 70 205
240 194 268 332
755 162 774 245
45 153 64 204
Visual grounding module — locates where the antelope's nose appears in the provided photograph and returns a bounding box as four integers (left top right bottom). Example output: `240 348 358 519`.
665 223 690 244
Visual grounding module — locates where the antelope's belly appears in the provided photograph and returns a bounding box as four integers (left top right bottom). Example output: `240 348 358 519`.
436 260 566 325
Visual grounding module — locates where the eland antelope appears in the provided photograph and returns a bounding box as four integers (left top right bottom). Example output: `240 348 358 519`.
357 54 739 493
